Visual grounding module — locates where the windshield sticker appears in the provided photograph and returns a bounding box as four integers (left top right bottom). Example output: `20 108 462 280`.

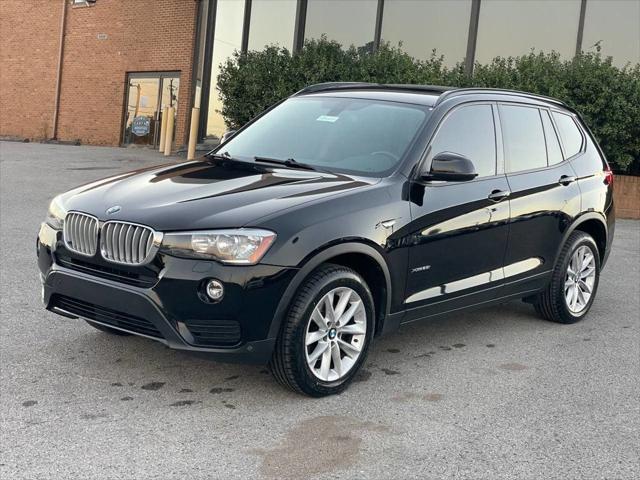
316 115 339 123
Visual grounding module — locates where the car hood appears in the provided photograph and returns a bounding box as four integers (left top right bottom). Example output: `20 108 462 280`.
61 159 376 231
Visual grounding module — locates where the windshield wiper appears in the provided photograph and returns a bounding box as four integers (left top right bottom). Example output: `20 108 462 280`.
254 156 324 172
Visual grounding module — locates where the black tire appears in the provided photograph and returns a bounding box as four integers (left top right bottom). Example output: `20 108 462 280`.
85 320 132 336
532 231 600 324
269 264 375 397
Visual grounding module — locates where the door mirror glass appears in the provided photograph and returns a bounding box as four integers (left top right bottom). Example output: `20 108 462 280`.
423 152 478 182
221 130 237 143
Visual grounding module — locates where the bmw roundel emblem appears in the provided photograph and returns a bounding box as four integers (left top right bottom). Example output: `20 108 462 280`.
106 205 121 215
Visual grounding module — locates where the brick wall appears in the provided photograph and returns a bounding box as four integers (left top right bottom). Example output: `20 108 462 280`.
1 0 198 147
0 2 62 140
614 175 640 219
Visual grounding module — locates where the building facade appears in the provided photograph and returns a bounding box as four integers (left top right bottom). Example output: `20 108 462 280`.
1 0 639 148
1 0 199 147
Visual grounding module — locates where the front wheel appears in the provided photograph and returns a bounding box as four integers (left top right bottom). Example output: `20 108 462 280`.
270 264 374 397
533 231 600 324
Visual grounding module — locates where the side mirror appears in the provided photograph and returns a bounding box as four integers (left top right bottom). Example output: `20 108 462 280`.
221 130 237 143
423 151 478 182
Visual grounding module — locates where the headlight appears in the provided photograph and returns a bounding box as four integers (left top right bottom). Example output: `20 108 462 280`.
160 229 276 265
45 195 67 230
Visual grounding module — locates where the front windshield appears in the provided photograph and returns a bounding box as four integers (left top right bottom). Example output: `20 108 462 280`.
219 96 430 176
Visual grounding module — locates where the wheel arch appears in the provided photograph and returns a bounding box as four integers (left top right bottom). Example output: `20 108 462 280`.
267 241 393 340
556 213 608 265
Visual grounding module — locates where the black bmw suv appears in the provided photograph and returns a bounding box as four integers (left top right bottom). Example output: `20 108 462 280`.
38 83 615 396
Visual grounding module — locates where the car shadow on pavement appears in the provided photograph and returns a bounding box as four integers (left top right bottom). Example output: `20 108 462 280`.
45 298 549 399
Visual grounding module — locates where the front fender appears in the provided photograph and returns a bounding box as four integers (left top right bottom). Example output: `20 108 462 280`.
266 241 394 340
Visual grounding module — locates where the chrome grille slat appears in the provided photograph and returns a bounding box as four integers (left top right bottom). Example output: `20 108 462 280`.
110 223 118 261
139 230 150 262
63 212 98 257
75 215 81 251
80 215 88 253
87 217 93 252
124 225 133 263
100 220 158 266
117 224 125 262
132 227 143 263
72 215 79 251
103 223 110 257
114 223 123 262
73 215 80 252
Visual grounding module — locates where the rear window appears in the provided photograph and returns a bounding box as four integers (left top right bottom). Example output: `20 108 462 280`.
552 112 584 158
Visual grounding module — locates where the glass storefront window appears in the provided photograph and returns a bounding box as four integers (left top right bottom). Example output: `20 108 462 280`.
582 0 640 67
123 74 179 148
475 0 581 63
124 77 160 146
305 0 378 51
248 0 296 51
206 0 245 139
381 0 471 66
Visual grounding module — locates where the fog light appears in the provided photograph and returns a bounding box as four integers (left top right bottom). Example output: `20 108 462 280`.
205 279 224 301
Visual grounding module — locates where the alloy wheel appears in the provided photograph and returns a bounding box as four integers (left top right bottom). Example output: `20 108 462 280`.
304 287 367 382
564 245 596 314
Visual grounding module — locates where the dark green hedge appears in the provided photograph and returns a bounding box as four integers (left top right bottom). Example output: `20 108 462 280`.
216 38 640 173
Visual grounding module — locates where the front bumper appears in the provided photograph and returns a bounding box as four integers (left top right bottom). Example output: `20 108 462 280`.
37 223 297 364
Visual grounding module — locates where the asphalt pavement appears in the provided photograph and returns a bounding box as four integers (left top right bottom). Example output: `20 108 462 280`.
1 141 638 479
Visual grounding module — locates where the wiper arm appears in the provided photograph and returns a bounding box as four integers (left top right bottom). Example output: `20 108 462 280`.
254 156 321 172
205 151 249 164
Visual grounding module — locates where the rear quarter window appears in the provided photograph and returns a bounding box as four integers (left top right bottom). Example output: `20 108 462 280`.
552 112 584 158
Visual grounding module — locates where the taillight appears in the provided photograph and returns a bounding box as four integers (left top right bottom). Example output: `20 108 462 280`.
604 166 614 185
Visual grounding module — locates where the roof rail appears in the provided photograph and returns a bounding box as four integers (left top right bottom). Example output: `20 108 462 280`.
435 87 566 107
294 82 454 97
293 84 567 109
293 82 375 96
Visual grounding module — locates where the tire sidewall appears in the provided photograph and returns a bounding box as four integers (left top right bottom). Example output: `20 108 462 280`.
290 270 375 395
556 234 601 321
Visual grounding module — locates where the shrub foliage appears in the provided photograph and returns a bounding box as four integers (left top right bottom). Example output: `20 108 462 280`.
216 38 640 173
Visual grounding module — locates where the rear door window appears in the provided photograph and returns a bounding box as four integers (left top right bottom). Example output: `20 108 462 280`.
499 105 547 173
552 112 584 158
429 104 497 177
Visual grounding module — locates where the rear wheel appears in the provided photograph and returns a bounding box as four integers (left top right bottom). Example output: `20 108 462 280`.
532 231 600 324
270 264 374 397
85 320 132 336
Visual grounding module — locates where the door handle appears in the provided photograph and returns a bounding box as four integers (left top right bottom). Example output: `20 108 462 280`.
558 175 577 186
488 189 510 202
